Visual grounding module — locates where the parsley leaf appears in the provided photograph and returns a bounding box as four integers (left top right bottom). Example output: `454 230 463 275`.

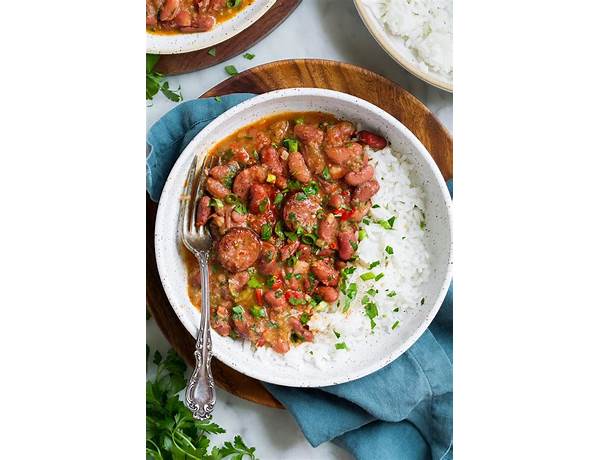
243 52 255 60
224 65 239 76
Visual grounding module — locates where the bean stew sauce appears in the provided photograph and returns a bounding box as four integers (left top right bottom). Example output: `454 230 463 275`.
147 0 254 34
184 112 388 354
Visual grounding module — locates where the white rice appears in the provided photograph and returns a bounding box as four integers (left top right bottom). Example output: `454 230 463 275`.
249 146 430 369
363 0 453 83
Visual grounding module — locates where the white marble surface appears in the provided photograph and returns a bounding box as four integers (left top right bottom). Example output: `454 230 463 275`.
147 1 452 459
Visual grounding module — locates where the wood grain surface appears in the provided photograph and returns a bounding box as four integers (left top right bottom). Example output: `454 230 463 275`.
154 0 301 76
146 59 453 410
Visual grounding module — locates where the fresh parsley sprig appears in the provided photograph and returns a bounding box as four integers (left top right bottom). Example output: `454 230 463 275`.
146 54 183 103
146 348 258 459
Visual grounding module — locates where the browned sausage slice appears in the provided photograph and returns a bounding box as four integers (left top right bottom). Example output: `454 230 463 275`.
216 227 261 273
283 194 322 231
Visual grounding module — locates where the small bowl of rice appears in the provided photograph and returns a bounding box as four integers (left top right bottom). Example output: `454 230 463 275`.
355 0 453 92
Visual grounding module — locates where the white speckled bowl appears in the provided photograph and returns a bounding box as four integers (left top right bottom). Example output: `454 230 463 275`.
147 0 276 55
155 88 452 387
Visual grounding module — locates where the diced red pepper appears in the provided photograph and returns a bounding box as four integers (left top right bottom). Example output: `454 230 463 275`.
271 274 283 290
332 207 354 221
329 241 338 250
357 130 388 150
255 288 264 305
284 290 303 301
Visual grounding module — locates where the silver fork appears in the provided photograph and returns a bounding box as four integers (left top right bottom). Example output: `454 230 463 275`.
179 154 217 420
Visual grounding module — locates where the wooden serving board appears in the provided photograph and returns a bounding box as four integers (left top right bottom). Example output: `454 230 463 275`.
154 0 301 76
146 59 453 410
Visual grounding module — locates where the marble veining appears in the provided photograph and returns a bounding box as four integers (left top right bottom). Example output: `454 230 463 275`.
147 1 452 458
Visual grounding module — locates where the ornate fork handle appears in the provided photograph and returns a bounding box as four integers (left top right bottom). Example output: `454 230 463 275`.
184 251 216 420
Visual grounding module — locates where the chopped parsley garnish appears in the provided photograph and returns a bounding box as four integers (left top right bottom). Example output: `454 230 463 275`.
420 220 426 230
375 273 384 281
209 197 223 208
247 276 262 289
350 241 358 250
377 216 396 230
284 231 298 242
232 305 244 319
274 220 284 239
226 0 242 8
392 321 400 330
335 342 348 350
282 138 299 152
364 302 378 329
224 65 239 75
358 229 367 241
372 204 380 208
421 297 425 305
274 192 284 206
367 288 378 296
243 52 255 60
369 261 380 269
387 291 397 297
294 117 304 125
300 312 310 325
250 306 266 318
321 166 331 181
214 96 222 103
385 245 394 255
302 181 319 196
265 276 276 288
207 47 217 56
289 296 306 306
225 194 247 214
295 192 308 201
260 223 272 241
333 330 341 339
258 197 269 213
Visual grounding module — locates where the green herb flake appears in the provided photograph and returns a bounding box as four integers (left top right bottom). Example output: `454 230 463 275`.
333 330 341 339
214 96 222 102
282 138 299 152
232 305 244 319
321 166 331 181
302 181 319 196
393 307 400 312
421 297 425 305
295 192 308 201
367 288 378 296
243 52 255 60
358 229 367 241
375 273 384 281
250 306 266 318
385 245 394 255
260 223 272 241
226 0 242 7
274 220 285 239
372 204 380 208
300 312 310 325
258 197 269 213
360 272 375 281
224 65 239 76
369 261 381 269
335 342 348 350
247 276 263 289
387 291 397 297
295 117 304 125
392 321 400 330
207 47 217 57
274 192 284 206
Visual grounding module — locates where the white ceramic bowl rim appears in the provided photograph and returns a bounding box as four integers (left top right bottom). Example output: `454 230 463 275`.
155 88 453 386
147 0 277 55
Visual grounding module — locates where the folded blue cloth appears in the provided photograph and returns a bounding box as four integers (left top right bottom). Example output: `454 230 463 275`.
146 95 453 460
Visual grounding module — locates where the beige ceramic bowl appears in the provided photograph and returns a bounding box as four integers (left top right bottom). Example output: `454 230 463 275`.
354 0 453 92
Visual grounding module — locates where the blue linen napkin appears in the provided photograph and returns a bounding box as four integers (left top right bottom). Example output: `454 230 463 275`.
146 95 453 460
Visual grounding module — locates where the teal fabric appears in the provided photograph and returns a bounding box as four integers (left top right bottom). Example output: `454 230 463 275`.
146 95 453 460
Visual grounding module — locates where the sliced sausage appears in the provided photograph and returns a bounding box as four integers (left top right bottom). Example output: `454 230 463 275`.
311 259 340 286
288 151 311 183
283 194 321 231
337 230 357 261
260 146 284 176
316 286 339 302
345 164 374 186
353 179 380 203
195 195 211 227
232 165 267 200
216 227 261 273
318 213 338 245
206 177 230 199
